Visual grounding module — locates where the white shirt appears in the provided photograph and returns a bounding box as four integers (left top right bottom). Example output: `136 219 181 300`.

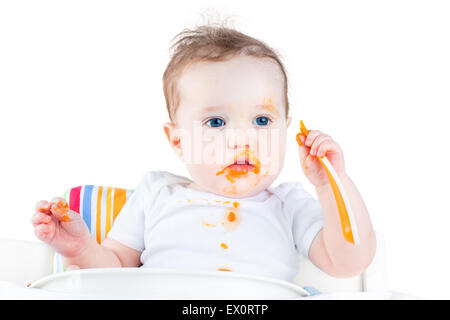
107 170 324 282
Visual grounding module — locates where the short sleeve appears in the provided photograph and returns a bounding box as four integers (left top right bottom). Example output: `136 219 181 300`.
279 182 324 258
106 174 150 252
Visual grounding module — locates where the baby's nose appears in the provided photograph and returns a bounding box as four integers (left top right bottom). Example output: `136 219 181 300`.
226 129 257 150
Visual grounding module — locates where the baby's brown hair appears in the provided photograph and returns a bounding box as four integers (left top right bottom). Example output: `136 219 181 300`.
162 24 290 121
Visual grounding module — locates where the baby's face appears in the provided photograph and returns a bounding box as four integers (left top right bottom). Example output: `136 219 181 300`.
165 55 291 198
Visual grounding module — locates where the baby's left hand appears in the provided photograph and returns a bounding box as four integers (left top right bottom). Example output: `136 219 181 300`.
296 129 346 187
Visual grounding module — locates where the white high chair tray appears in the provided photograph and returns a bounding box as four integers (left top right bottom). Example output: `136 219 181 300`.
29 268 310 299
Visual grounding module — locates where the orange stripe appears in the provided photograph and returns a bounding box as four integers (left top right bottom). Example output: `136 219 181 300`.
113 188 127 223
96 186 103 244
105 187 113 238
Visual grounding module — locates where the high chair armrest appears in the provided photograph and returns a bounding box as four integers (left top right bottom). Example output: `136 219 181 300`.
0 239 55 285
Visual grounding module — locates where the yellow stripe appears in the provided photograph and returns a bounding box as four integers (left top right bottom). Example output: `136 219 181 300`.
96 187 103 244
113 188 127 223
105 187 113 238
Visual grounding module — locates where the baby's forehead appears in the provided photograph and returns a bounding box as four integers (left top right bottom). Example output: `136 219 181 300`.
179 55 284 85
176 57 285 114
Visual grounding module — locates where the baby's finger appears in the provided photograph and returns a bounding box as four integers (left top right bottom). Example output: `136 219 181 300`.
316 140 334 158
35 200 51 215
50 198 72 221
31 211 52 227
317 139 342 158
304 130 323 147
50 196 67 205
297 134 314 169
310 134 331 156
34 223 54 242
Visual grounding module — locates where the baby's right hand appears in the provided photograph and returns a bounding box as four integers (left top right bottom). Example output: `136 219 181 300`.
31 197 91 258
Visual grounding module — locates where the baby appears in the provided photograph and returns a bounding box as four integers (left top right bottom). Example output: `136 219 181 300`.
32 25 376 281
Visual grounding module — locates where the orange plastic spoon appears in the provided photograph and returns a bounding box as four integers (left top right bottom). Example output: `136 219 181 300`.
298 120 359 245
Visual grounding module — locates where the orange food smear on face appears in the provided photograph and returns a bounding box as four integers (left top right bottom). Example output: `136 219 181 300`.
220 243 228 249
262 97 279 120
216 149 261 183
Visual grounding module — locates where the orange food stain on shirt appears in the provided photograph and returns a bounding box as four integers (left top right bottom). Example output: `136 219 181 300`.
220 243 229 249
218 267 232 272
232 201 240 209
221 208 242 232
202 220 217 227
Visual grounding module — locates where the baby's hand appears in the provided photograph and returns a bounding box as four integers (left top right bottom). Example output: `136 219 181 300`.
31 197 91 258
296 129 346 187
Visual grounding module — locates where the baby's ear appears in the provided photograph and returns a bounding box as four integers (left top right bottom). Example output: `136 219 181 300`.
163 122 183 159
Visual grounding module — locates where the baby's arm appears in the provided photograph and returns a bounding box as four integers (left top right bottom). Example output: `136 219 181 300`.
310 174 376 277
62 237 141 269
32 197 141 269
297 130 376 277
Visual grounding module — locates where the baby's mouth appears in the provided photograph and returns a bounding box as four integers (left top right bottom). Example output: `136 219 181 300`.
216 150 261 183
226 161 255 174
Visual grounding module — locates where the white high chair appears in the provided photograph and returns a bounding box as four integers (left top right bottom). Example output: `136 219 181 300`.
0 183 416 299
0 231 412 299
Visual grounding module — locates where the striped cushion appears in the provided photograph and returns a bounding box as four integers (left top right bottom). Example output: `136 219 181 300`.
53 185 134 272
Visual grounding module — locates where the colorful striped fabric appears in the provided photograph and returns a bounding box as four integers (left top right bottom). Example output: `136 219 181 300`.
53 185 134 273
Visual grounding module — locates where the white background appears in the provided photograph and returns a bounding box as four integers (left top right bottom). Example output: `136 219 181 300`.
1 0 449 299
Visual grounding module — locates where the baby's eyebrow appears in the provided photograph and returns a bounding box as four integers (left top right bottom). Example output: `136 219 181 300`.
256 103 279 114
201 105 224 113
199 103 279 115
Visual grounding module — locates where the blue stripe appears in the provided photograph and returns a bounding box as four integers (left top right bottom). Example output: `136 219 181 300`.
82 185 94 233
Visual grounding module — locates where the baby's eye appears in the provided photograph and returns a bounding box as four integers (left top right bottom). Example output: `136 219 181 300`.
206 118 225 128
253 116 271 126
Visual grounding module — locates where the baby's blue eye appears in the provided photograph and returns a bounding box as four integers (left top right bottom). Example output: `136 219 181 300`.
254 116 270 126
206 118 225 127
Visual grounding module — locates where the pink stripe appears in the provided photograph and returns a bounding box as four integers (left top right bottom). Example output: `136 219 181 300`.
69 186 82 214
